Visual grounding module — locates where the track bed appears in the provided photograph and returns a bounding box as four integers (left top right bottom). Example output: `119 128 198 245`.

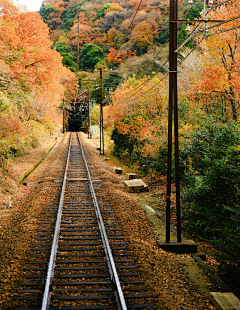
13 132 155 310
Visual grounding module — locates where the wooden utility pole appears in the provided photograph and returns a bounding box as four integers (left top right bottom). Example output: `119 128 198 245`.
77 15 80 71
87 88 91 139
99 68 104 155
166 0 181 243
159 0 227 253
63 97 65 134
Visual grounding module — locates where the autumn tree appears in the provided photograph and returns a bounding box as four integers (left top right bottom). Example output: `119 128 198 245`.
68 23 92 48
0 0 77 156
107 48 136 66
106 3 123 13
68 12 92 48
130 21 154 54
104 74 168 158
103 27 122 47
188 0 240 120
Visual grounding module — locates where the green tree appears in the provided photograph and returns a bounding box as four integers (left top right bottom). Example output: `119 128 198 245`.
61 3 82 33
90 87 107 104
80 44 103 71
178 3 203 47
92 3 111 22
103 72 124 91
39 4 60 24
54 42 76 72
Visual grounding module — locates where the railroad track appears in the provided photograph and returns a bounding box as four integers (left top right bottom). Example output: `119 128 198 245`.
13 132 155 310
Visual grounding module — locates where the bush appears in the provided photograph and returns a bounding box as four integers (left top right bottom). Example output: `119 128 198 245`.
110 127 137 162
180 120 240 259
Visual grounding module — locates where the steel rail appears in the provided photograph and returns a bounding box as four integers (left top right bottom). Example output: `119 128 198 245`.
77 133 128 310
41 133 72 310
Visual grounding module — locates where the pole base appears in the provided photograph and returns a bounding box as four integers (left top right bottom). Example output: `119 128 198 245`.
158 240 197 253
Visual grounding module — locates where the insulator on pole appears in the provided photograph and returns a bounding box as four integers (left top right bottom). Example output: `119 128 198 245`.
208 0 213 6
186 23 191 32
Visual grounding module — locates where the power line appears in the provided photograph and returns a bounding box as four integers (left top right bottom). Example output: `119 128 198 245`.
119 53 169 97
116 32 206 104
193 14 240 35
208 24 240 36
116 43 169 96
109 0 237 105
127 59 169 98
129 73 169 101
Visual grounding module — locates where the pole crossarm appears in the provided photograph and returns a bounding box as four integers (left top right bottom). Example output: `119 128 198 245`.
171 19 225 23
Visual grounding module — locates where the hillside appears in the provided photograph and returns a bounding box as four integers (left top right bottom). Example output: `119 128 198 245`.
39 0 202 75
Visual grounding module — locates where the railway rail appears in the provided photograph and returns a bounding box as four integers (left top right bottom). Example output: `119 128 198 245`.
13 132 155 310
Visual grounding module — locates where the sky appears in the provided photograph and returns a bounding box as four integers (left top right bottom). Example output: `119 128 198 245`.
12 0 43 12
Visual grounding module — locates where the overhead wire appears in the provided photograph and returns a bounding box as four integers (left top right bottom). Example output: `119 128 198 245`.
192 14 240 35
116 32 207 104
105 0 237 105
128 0 238 94
126 58 169 98
98 0 145 93
208 24 240 35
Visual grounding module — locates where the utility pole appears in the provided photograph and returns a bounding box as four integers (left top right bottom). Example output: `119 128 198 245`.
163 0 184 248
99 68 104 155
63 97 65 134
77 15 80 71
160 0 225 252
87 88 91 139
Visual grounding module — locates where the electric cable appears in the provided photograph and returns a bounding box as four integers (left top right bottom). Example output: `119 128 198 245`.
208 24 240 35
192 14 240 35
117 34 206 103
105 0 236 105
126 58 169 98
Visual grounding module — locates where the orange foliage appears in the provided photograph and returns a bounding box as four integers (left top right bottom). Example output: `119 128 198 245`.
108 48 136 64
102 27 121 47
0 1 77 99
106 3 123 13
130 21 154 50
128 0 148 11
0 0 77 154
104 75 168 156
187 0 240 120
69 23 92 48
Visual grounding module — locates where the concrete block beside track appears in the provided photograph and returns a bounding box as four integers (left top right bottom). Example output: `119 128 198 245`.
126 173 138 180
124 179 148 193
210 292 240 310
114 167 123 174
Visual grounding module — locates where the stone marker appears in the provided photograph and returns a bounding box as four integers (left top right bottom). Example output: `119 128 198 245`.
114 167 123 174
124 179 148 193
104 157 110 161
126 173 138 180
210 292 240 310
